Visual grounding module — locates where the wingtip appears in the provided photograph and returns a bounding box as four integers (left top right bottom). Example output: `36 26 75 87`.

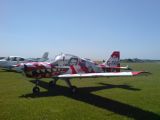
132 71 151 76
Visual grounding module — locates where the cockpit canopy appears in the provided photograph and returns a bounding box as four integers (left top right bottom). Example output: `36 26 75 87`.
4 56 25 62
51 53 80 66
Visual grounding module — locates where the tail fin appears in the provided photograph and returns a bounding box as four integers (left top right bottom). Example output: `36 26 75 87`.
42 52 49 59
104 51 120 72
38 52 49 62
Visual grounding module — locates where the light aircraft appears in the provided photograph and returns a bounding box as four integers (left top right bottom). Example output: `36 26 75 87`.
20 53 149 94
0 52 49 71
12 51 130 72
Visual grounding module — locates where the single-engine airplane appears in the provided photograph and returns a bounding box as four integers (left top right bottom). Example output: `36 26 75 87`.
12 51 130 72
21 53 149 94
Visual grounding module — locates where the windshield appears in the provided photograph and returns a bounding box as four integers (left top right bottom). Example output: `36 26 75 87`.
5 57 10 61
51 53 79 66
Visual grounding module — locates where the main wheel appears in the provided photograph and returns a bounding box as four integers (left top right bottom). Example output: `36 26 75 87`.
49 81 56 87
70 86 77 94
33 86 40 94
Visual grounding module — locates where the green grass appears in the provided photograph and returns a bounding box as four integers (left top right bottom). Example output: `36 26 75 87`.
0 63 160 120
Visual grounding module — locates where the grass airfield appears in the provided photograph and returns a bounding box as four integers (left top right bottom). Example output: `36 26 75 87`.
0 63 160 120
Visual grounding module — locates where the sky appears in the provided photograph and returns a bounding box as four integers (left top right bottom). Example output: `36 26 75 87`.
0 0 160 60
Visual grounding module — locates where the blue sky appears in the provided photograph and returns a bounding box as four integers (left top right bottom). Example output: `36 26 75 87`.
0 0 160 60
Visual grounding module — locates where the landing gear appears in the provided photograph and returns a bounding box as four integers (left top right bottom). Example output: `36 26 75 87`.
32 79 40 94
70 86 77 94
65 79 77 94
49 81 55 87
33 86 40 94
49 78 58 87
31 78 77 94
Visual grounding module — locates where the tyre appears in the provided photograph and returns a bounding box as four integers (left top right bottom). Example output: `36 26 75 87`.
33 86 40 94
70 86 77 94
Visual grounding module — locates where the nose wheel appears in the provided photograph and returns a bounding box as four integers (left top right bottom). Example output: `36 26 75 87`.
32 79 40 94
33 86 40 94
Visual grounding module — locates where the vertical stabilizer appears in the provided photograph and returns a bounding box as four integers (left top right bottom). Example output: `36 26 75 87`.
104 51 120 72
42 52 49 59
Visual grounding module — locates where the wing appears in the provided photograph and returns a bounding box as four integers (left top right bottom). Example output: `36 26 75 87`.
57 71 150 79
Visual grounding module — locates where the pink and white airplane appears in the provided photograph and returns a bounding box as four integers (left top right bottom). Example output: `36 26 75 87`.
21 53 149 94
13 51 129 72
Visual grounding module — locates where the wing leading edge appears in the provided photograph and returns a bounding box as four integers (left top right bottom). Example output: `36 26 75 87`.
57 71 150 79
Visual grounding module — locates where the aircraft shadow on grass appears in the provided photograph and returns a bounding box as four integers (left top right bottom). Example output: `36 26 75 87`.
20 80 160 120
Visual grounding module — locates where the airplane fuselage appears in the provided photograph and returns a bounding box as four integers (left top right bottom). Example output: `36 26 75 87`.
0 56 26 69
